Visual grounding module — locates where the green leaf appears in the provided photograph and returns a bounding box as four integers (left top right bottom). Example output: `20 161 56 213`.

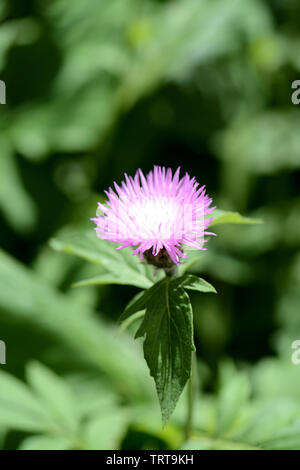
19 435 72 451
178 250 205 275
181 436 259 450
261 420 300 450
117 310 145 335
174 274 217 294
209 209 263 227
50 229 156 289
179 208 261 274
236 399 300 446
0 250 151 402
119 274 216 424
216 373 250 437
26 362 79 434
220 110 300 175
119 288 155 324
0 139 37 233
73 273 146 288
66 373 119 419
131 277 196 425
83 410 128 450
0 370 52 432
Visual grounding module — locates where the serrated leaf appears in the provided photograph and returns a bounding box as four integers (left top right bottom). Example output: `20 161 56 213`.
119 274 216 423
133 277 196 425
209 209 263 227
120 274 216 324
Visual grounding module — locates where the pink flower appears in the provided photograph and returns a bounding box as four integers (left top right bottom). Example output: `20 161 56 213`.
91 166 215 266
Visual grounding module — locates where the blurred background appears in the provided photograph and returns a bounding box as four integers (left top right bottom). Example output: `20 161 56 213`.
0 0 300 450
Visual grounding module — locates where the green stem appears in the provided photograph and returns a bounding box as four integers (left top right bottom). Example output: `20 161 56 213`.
184 351 197 441
164 264 178 277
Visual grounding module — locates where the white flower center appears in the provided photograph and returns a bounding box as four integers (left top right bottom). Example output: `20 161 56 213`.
129 196 180 237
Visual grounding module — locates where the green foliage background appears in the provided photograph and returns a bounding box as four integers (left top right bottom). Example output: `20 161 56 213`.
0 0 300 450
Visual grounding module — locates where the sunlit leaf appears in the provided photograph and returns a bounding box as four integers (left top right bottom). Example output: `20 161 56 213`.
181 436 258 450
0 370 52 432
83 410 128 450
209 209 263 227
50 229 155 289
0 250 151 401
216 373 250 436
0 139 37 232
26 362 79 434
19 435 72 451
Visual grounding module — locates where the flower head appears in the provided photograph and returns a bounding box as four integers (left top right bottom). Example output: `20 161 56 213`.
92 166 215 266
